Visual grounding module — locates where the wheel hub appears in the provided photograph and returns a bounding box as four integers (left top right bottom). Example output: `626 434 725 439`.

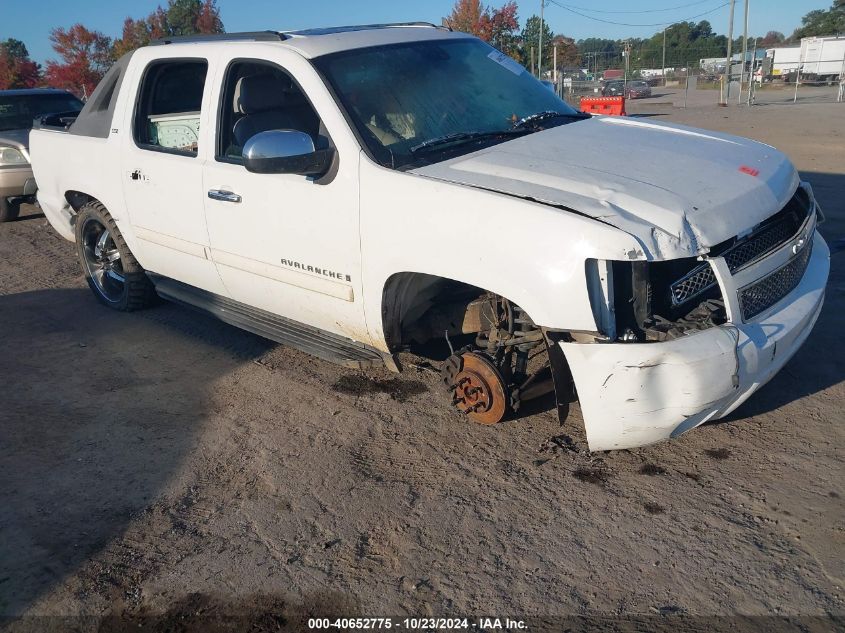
442 352 508 425
82 219 125 301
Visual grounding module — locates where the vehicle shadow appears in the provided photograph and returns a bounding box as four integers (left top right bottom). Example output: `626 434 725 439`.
9 209 45 222
721 169 844 420
7 202 45 223
0 288 259 618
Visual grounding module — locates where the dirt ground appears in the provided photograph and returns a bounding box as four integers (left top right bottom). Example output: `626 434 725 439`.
1 98 843 631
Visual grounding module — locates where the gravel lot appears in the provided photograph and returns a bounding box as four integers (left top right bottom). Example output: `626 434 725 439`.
1 98 843 631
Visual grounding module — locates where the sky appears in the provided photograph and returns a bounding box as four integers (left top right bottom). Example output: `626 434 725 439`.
0 0 831 65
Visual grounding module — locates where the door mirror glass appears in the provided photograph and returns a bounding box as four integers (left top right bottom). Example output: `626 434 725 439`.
243 129 333 176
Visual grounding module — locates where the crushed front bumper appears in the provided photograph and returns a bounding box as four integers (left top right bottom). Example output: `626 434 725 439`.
561 230 829 451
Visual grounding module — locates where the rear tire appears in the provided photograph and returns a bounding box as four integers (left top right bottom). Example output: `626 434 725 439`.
75 201 157 311
0 198 20 222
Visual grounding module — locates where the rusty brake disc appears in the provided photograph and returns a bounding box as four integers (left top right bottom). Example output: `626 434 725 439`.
441 352 508 425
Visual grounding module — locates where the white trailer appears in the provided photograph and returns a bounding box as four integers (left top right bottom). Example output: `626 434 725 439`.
800 36 845 83
763 46 801 80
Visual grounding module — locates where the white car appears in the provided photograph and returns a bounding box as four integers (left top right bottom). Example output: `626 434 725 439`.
29 24 829 451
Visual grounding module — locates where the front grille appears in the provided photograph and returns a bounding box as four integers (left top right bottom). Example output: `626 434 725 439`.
670 191 811 307
739 239 813 320
670 266 718 305
722 218 797 271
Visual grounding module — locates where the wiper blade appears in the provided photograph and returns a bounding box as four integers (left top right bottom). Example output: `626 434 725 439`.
410 129 527 153
512 110 590 129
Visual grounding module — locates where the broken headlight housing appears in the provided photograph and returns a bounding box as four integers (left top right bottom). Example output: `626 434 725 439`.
586 187 814 342
586 257 727 343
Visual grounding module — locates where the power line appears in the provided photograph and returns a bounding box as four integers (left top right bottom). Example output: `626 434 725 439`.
547 0 730 27
549 0 715 15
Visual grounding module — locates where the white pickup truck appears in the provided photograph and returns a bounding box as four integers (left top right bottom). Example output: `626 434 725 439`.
30 24 830 451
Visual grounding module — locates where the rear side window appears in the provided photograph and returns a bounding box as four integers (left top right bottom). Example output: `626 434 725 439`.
134 59 208 156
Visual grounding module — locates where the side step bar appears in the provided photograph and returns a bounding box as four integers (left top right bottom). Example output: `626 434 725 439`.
149 275 390 370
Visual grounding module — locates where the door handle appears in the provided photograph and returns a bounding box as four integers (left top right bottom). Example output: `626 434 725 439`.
207 189 242 203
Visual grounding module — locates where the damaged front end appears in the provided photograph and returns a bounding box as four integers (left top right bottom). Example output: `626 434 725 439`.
558 185 830 451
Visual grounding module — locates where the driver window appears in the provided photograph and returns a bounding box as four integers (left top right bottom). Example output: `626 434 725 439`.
217 60 325 162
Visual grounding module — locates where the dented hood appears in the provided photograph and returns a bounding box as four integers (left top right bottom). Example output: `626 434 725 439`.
412 116 800 258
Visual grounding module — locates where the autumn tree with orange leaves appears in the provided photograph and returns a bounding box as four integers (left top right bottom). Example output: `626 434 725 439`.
0 39 41 89
443 1 526 64
479 2 520 59
443 0 485 34
44 25 112 97
44 0 224 97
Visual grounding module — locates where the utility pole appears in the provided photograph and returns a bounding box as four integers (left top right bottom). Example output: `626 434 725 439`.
739 0 749 104
747 36 757 105
662 27 667 87
538 0 545 79
553 43 558 85
722 0 736 104
623 40 630 90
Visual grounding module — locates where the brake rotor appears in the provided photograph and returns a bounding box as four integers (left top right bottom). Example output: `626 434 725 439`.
441 352 508 425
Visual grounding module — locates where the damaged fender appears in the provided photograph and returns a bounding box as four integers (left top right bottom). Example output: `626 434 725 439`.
560 231 829 452
561 327 741 451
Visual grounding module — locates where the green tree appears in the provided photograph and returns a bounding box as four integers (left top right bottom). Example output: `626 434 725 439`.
112 0 223 59
166 0 222 36
2 38 29 60
791 1 845 39
520 14 555 72
639 20 727 71
577 38 620 74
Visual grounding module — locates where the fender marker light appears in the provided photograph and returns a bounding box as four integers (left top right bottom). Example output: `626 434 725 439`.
739 165 760 177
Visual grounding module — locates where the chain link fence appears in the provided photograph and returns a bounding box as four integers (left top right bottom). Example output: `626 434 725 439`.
546 62 844 111
551 64 713 111
744 66 845 106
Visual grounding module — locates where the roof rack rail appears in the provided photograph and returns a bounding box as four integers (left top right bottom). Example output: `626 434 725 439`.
287 22 452 36
150 31 287 46
378 21 451 30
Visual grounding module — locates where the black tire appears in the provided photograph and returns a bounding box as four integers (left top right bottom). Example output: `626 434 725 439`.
0 197 20 222
75 200 157 311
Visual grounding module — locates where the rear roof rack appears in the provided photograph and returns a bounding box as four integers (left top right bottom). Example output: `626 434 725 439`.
149 23 452 46
288 22 451 36
150 31 287 45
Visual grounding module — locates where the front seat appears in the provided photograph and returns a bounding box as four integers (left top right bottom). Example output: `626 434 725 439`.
232 73 319 148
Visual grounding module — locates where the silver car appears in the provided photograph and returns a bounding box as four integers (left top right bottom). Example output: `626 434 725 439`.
0 89 83 221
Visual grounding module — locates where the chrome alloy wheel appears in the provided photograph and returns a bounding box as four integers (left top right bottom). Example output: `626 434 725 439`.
81 217 125 303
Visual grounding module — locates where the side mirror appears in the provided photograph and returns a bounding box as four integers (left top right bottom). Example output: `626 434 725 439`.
243 129 334 176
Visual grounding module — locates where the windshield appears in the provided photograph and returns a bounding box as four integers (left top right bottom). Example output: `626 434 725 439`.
630 81 648 88
0 93 83 131
313 38 582 169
